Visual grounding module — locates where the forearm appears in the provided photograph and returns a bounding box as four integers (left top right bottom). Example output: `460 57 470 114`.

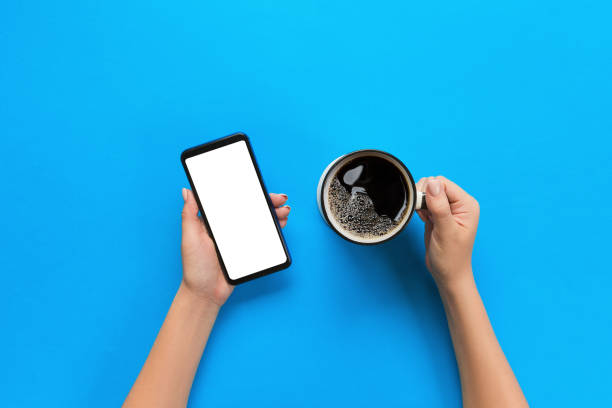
438 271 528 408
124 283 220 408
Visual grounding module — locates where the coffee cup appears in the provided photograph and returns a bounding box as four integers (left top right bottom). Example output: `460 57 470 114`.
317 150 426 245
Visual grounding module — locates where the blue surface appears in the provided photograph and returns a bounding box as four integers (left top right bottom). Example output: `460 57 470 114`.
2 1 611 406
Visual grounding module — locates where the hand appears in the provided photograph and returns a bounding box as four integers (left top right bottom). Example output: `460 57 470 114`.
180 188 291 307
416 176 479 288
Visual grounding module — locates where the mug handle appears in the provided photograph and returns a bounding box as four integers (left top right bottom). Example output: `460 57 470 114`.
415 191 427 210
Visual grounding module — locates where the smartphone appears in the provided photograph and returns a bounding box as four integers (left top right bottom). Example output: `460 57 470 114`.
181 133 291 285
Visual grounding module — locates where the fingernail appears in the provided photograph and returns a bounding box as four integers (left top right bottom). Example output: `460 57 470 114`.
285 205 291 211
182 188 187 201
427 179 441 196
280 194 288 200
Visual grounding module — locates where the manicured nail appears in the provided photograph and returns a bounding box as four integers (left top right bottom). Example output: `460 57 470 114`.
284 205 291 211
427 179 441 196
182 188 187 201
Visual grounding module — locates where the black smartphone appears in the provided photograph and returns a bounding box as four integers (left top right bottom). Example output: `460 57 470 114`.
181 133 291 285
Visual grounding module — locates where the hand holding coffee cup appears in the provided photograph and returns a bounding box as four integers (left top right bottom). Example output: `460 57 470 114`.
317 150 481 286
317 150 426 244
414 176 480 287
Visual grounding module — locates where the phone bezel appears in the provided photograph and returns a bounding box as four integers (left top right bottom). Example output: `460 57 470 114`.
180 132 292 285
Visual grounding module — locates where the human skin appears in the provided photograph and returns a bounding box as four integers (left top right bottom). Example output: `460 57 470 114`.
124 177 528 408
123 189 290 408
416 176 528 408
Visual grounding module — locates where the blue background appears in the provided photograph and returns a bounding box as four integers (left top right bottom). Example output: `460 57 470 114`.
2 1 611 406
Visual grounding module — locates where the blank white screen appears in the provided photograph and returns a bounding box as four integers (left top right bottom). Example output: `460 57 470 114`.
185 140 287 281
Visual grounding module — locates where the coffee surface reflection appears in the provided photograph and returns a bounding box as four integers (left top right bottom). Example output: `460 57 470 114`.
328 156 408 239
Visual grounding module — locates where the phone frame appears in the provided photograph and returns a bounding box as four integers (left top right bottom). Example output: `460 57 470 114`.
180 132 291 285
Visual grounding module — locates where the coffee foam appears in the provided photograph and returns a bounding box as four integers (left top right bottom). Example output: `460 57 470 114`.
328 177 405 239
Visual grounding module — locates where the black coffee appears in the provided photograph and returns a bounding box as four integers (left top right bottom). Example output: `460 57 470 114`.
328 156 408 239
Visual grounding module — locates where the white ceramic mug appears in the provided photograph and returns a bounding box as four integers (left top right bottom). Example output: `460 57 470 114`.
317 149 426 245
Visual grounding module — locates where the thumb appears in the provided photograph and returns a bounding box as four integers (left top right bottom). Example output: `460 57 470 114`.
425 178 454 231
181 188 203 238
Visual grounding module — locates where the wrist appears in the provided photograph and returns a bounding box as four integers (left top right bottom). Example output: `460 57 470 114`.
434 268 476 300
177 282 222 314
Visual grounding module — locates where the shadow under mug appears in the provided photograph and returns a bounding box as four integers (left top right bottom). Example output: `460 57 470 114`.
317 149 427 245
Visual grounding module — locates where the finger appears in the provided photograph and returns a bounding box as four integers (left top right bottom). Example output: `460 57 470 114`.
424 219 432 250
435 176 472 204
424 178 454 232
182 188 205 239
279 219 287 228
275 205 291 219
416 177 427 192
270 193 288 208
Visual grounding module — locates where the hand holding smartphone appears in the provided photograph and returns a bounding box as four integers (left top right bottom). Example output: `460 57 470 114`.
181 133 291 284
